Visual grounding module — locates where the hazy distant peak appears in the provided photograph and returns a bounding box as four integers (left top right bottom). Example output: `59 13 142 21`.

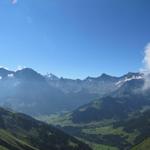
15 68 45 81
85 73 117 81
85 76 94 81
15 67 34 72
46 73 59 80
99 73 117 79
0 67 14 78
0 67 11 72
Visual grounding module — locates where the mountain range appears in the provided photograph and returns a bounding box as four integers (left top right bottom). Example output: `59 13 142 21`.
0 67 150 150
0 67 144 117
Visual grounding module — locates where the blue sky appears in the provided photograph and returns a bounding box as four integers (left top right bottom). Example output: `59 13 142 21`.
0 0 150 79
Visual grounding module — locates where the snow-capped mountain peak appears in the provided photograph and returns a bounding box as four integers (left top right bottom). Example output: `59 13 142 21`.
115 73 143 87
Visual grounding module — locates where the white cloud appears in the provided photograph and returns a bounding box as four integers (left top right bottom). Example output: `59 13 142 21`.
142 43 150 90
143 43 150 72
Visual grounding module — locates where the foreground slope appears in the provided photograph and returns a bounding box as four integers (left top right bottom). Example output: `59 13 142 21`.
0 107 91 150
0 129 37 150
131 138 150 150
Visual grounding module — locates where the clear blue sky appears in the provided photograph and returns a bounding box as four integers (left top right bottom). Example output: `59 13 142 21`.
0 0 150 79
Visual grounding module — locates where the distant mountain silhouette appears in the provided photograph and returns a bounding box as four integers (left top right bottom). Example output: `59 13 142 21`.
0 67 145 116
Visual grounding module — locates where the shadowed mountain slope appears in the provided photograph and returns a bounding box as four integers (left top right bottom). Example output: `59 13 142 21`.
0 107 92 150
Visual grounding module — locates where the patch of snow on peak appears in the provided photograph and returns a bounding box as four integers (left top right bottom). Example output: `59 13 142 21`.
46 73 59 80
115 75 143 87
124 75 143 82
8 74 14 78
15 66 26 72
115 80 123 86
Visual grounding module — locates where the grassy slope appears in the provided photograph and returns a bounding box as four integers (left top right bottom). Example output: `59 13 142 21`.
0 129 38 150
131 138 150 150
0 146 9 150
0 107 92 150
37 114 121 150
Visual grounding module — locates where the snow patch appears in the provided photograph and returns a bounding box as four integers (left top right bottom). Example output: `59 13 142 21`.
15 66 26 72
8 74 14 78
115 75 143 87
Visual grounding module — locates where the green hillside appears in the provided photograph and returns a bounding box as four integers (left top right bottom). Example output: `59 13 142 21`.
131 138 150 150
0 107 91 150
0 129 37 150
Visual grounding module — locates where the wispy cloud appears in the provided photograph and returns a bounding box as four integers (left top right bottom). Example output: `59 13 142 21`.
11 0 18 5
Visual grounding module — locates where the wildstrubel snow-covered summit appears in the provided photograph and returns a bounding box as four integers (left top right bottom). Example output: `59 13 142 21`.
0 67 144 116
